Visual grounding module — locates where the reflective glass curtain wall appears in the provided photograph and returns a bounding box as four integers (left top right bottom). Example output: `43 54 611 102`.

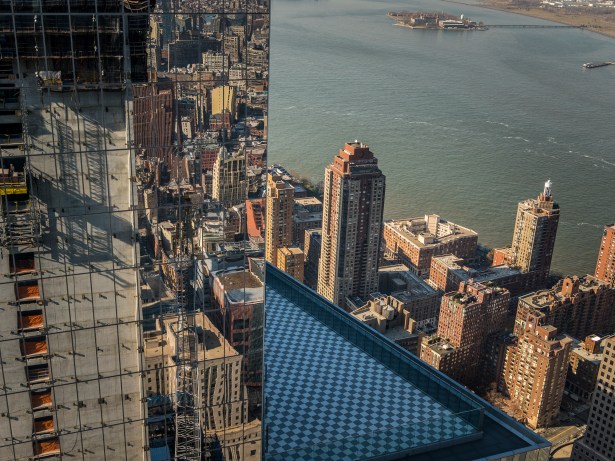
0 0 267 459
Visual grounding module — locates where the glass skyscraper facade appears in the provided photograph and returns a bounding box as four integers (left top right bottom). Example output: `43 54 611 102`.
0 0 267 459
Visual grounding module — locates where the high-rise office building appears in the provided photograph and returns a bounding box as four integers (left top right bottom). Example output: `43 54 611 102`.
594 223 615 285
493 180 559 287
317 141 386 309
0 1 269 460
212 147 248 208
292 196 322 248
0 2 150 459
420 281 509 387
502 315 573 429
144 312 261 461
265 173 293 266
572 336 615 461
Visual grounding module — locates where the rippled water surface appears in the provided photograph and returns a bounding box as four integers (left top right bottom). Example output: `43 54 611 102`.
269 0 615 275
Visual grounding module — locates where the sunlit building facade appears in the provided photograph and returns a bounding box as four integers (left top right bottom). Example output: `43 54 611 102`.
317 142 385 310
265 173 293 266
594 223 615 286
493 181 559 288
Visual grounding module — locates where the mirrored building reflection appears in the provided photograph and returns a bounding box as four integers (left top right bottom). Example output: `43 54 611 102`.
0 0 267 459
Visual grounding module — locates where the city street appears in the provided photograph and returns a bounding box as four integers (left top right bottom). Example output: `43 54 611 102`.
537 413 587 460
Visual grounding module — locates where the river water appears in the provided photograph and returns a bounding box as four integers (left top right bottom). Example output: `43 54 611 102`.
268 0 615 276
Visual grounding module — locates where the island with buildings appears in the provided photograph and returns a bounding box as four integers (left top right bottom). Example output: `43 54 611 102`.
388 11 486 30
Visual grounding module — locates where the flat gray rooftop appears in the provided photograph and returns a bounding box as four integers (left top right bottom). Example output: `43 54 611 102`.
217 270 264 303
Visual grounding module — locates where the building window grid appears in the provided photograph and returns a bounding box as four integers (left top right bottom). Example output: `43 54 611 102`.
0 1 268 460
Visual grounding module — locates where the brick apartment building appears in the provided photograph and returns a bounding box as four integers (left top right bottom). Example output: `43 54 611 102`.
384 215 478 277
420 281 510 387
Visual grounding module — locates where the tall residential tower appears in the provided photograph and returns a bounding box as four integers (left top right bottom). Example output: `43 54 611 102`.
502 315 573 429
494 180 559 287
317 142 385 309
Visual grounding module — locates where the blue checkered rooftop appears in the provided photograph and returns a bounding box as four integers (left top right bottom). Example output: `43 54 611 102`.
264 266 483 460
263 265 551 461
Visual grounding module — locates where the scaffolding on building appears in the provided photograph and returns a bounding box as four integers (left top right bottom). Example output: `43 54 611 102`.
0 199 41 248
172 137 204 457
173 309 202 461
0 75 41 248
